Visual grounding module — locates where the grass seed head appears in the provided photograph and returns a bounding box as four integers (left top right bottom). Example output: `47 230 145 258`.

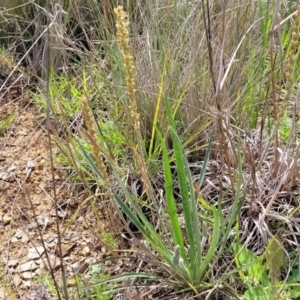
114 6 139 134
81 97 109 187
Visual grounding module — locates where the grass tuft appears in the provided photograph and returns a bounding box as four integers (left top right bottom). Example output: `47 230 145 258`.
3 0 300 299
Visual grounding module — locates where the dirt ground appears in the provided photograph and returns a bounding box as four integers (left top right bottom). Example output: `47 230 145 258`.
0 80 110 299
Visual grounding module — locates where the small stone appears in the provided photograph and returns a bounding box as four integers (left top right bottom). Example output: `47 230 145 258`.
63 256 71 262
0 171 15 182
14 229 23 239
17 261 38 272
85 257 95 265
77 216 84 223
0 172 7 180
7 259 19 267
75 262 89 274
64 232 72 240
35 259 43 265
27 222 37 230
46 242 56 249
56 243 76 257
24 280 32 287
21 233 30 244
36 217 44 226
21 271 35 279
35 268 43 276
2 213 11 225
45 235 57 243
28 247 45 259
68 254 76 261
11 237 19 243
13 274 22 286
71 261 79 269
82 246 90 256
43 255 61 271
7 164 16 173
50 210 66 218
6 174 16 183
82 237 91 243
70 234 80 243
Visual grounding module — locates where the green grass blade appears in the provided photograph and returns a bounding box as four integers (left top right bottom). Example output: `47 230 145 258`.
113 193 150 239
197 136 212 187
79 143 103 180
148 55 167 159
198 205 220 278
84 272 161 291
79 142 172 263
157 128 186 262
165 98 202 281
111 184 171 261
0 112 16 135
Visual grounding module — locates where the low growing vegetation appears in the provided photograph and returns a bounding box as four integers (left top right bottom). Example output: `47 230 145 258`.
1 0 300 299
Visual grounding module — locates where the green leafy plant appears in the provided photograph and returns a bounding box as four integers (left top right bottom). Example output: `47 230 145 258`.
17 1 300 299
73 5 245 297
233 236 300 300
78 264 112 300
35 266 112 300
33 75 84 119
0 112 16 135
34 269 58 297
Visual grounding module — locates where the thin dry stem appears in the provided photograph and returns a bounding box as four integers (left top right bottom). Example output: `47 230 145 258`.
81 97 110 187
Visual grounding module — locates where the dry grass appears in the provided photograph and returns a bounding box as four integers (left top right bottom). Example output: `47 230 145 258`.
1 0 300 299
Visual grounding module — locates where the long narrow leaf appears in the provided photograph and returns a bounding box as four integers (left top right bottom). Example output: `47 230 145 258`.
79 141 173 264
165 98 202 281
111 183 171 262
148 55 167 158
198 204 220 278
157 128 186 262
214 140 244 264
79 143 103 179
113 193 151 238
197 136 212 187
84 272 161 290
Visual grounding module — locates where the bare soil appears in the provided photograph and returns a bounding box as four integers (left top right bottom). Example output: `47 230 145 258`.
0 85 109 299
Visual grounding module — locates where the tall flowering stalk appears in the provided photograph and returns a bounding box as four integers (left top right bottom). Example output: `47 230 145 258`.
81 96 109 187
114 6 151 196
114 6 140 135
